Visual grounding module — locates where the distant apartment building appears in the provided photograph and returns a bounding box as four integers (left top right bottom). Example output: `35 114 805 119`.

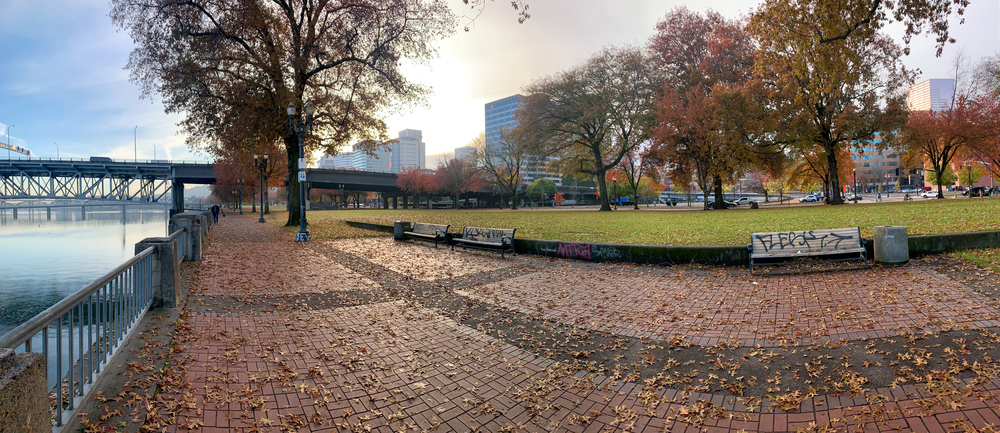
393 129 426 173
907 78 955 111
319 151 355 169
317 130 425 173
484 94 562 186
454 146 477 161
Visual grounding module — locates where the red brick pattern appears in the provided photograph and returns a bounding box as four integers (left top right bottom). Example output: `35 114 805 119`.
193 216 375 295
157 215 1000 432
327 237 522 281
459 266 1000 347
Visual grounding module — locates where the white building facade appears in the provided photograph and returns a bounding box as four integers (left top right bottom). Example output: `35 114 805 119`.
907 78 955 111
393 129 425 173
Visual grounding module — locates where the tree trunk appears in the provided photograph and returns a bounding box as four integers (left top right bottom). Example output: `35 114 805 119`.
251 191 257 213
713 176 725 210
702 189 712 210
633 186 640 210
597 173 612 211
454 192 459 209
285 140 301 226
510 190 518 210
826 148 844 204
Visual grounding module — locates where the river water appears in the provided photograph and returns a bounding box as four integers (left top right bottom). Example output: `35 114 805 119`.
0 203 168 336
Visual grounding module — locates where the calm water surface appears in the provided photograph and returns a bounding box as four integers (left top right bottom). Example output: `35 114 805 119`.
0 204 168 335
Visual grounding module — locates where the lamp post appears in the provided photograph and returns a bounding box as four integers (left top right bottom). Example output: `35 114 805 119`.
254 152 269 223
237 179 244 214
287 101 315 242
852 168 857 199
153 143 156 160
6 125 13 159
134 126 137 162
54 142 59 159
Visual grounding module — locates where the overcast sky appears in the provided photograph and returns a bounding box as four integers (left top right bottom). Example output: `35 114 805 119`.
1 0 998 163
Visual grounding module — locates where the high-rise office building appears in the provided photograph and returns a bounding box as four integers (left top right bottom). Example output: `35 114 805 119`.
454 146 477 161
484 94 562 186
907 79 955 111
485 95 524 153
393 129 425 173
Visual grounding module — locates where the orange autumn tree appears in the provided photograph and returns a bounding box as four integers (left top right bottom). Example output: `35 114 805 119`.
396 166 438 209
650 8 761 210
900 92 1000 198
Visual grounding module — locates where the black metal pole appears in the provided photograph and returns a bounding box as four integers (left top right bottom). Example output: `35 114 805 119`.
296 121 310 241
259 163 265 223
238 182 243 215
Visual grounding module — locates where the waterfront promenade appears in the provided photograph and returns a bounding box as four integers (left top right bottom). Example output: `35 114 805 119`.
82 214 1000 432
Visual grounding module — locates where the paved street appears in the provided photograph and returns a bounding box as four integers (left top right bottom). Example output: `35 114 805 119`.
97 214 1000 432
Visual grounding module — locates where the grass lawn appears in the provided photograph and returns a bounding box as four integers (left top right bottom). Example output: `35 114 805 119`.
269 197 1000 246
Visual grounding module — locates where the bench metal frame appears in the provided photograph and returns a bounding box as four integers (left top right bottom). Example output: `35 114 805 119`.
452 226 516 258
749 227 868 272
403 222 449 248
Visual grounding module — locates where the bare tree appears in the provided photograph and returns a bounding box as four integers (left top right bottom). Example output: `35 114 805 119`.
477 126 530 210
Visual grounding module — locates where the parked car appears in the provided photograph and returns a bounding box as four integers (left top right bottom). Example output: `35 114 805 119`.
799 194 820 203
847 194 864 201
734 197 756 206
920 190 938 198
963 186 988 197
706 200 738 209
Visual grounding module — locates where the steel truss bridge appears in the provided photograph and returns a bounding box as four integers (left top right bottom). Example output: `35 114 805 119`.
0 159 216 211
0 158 410 211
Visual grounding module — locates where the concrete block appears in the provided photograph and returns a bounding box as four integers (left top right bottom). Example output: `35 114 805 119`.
874 225 908 264
136 237 182 308
0 349 48 433
169 213 203 261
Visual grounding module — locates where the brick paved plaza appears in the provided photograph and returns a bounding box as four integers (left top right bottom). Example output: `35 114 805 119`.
112 214 1000 432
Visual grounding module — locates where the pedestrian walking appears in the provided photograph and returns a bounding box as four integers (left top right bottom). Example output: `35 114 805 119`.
877 191 881 202
211 204 220 223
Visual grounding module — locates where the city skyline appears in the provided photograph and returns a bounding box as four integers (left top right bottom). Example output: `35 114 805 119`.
0 0 998 163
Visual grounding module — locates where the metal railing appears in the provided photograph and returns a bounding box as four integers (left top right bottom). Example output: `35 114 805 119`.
0 247 156 428
168 228 187 263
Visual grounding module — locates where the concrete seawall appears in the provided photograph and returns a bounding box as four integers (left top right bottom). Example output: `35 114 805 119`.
345 221 1000 265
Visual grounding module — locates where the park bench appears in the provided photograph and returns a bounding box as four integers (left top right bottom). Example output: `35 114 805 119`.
403 222 450 248
748 227 868 272
451 226 516 258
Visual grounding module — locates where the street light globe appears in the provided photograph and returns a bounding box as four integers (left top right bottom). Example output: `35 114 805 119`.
303 101 315 117
263 151 269 160
286 103 296 116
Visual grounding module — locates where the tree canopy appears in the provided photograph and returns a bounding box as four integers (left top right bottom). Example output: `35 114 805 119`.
521 45 658 211
110 0 455 225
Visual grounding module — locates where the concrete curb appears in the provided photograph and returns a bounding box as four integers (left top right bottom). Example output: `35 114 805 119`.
344 221 1000 266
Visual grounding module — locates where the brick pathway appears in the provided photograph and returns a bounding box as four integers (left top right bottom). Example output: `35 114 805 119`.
458 266 1000 347
146 214 1000 432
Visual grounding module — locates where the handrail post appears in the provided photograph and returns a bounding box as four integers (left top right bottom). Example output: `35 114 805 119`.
134 238 180 308
169 213 203 261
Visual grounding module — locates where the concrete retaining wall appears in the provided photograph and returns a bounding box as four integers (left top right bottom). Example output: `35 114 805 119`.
346 220 1000 266
0 350 48 433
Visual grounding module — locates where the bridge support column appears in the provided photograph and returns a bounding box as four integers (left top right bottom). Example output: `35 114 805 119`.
81 206 86 221
382 196 389 209
403 195 409 209
46 207 51 221
392 196 398 209
12 208 16 220
171 180 185 217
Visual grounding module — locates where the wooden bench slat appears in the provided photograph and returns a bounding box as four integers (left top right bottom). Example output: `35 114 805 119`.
452 226 516 258
749 227 868 271
402 222 449 248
